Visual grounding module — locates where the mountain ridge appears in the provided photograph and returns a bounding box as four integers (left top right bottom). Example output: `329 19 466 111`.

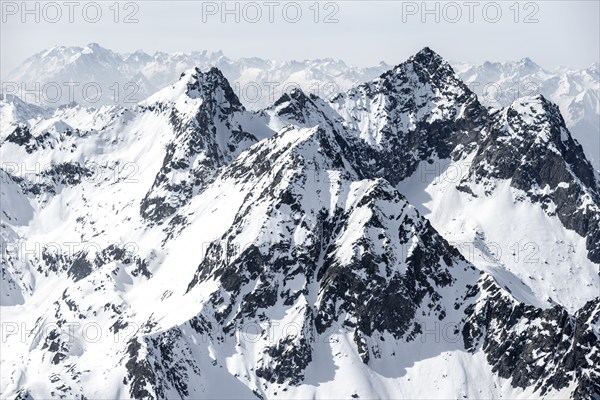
6 43 597 171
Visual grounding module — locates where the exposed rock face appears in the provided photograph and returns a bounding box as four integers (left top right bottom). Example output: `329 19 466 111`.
139 68 261 224
329 47 488 186
463 95 600 262
463 277 600 399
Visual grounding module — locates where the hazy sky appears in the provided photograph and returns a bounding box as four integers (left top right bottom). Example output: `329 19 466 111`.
1 1 599 75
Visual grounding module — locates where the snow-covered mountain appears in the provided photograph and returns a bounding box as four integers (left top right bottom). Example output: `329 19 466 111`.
454 59 600 171
1 48 599 399
4 44 598 172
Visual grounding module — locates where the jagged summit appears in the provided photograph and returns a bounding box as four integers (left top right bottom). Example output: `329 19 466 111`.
358 46 477 112
507 94 564 121
411 46 445 65
328 46 486 178
272 88 315 108
137 67 261 224
84 42 103 50
143 66 243 111
386 47 457 80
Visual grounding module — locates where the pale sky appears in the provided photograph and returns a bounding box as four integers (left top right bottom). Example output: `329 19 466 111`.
1 0 599 75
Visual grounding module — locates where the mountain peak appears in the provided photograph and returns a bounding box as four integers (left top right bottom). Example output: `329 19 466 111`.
178 66 227 82
389 46 457 82
516 57 541 72
207 66 226 79
267 87 333 129
284 87 312 102
83 42 106 53
411 46 445 66
364 46 476 117
415 46 437 57
144 66 243 111
520 56 534 64
509 93 560 119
